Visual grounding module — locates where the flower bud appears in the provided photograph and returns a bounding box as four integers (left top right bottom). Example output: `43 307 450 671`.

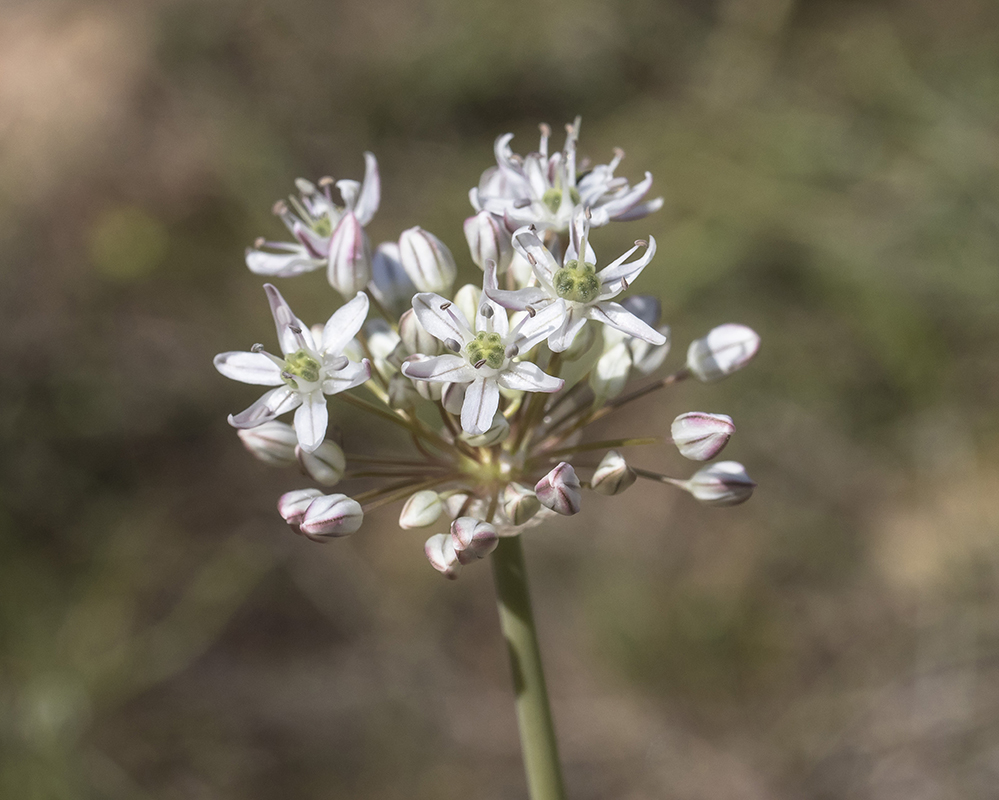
562 320 596 361
464 210 512 272
277 488 324 527
684 461 756 507
365 320 402 374
425 533 461 579
238 421 298 466
503 482 541 525
295 439 347 486
628 325 671 375
441 381 466 415
369 242 416 314
453 284 482 329
686 324 760 382
399 308 440 356
327 212 372 296
590 341 631 403
387 372 421 409
671 412 735 461
535 462 581 516
591 450 636 495
461 412 509 447
299 493 364 538
399 490 443 529
399 226 457 294
450 517 499 565
621 294 662 328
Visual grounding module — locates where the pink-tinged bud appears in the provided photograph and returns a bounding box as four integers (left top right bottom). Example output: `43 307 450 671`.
535 462 581 516
399 226 457 294
450 517 499 565
327 211 372 296
278 488 324 526
425 533 461 579
503 482 541 525
671 413 735 461
591 450 636 495
238 421 298 466
686 324 760 382
369 242 416 314
299 494 364 538
399 490 443 530
399 308 440 356
464 211 512 272
295 440 347 486
684 461 756 507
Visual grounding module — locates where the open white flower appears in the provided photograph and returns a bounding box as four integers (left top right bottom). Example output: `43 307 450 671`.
215 284 372 451
470 119 662 234
400 291 564 435
485 210 666 353
245 153 380 296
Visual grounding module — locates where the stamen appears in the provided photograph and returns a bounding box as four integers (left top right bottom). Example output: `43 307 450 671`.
526 305 537 318
505 344 519 359
621 277 629 290
289 324 302 334
539 123 551 138
440 302 451 310
272 200 288 216
474 359 487 369
318 176 335 187
281 371 296 382
445 338 461 353
479 304 494 319
254 237 266 248
526 253 537 266
251 343 265 353
634 239 647 248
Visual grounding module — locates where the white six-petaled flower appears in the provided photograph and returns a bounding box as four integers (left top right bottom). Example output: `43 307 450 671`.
214 284 371 451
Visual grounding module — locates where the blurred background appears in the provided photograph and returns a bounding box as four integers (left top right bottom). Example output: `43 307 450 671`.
3 0 999 797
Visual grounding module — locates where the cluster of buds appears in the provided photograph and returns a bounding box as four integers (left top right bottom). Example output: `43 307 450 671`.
216 120 760 578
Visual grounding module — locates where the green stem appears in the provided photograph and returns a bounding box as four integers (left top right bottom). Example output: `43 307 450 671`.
491 537 567 800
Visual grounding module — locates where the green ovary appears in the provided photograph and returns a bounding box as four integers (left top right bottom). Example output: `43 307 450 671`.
553 260 600 303
284 349 322 384
465 332 505 369
541 187 581 215
311 215 333 238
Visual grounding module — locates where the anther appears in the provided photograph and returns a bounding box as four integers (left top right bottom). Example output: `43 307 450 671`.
251 343 265 353
272 200 288 215
474 359 487 369
479 304 494 319
526 305 537 318
526 253 537 266
635 239 648 248
539 123 551 137
584 207 592 220
318 176 335 187
445 338 461 353
440 302 452 311
254 237 266 248
613 147 625 160
289 324 303 334
621 277 629 290
505 344 519 359
281 371 296 381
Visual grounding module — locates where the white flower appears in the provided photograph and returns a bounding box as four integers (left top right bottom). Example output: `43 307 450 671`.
245 153 380 296
470 119 663 234
400 291 565 435
485 210 666 353
215 284 372 452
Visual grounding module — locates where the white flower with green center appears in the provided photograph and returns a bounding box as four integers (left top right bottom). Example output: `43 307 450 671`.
400 291 565 435
214 284 372 452
245 153 380 296
470 119 662 234
485 210 666 353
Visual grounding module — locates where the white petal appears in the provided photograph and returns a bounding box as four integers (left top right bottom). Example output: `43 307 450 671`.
511 226 560 284
587 302 667 345
246 248 324 277
294 391 329 452
214 351 283 385
354 151 381 225
264 284 313 354
228 386 301 428
565 212 597 264
460 378 500 435
612 196 663 222
321 359 371 394
547 307 588 352
497 361 563 393
589 172 657 225
401 354 477 384
412 292 472 345
596 236 656 291
512 299 565 352
322 292 370 356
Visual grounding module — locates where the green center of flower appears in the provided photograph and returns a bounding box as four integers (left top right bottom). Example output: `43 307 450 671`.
284 349 322 384
541 186 581 214
465 332 505 369
553 259 600 303
310 215 333 238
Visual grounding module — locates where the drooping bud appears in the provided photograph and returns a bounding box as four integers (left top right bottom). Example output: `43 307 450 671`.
295 439 347 486
327 212 372 296
369 242 417 314
399 226 457 294
453 284 482 329
535 462 581 516
683 461 756 507
399 490 444 530
671 413 735 461
590 450 637 495
461 412 509 447
299 493 364 538
686 324 760 382
399 308 440 356
277 488 324 527
387 372 421 409
502 482 541 525
425 533 461 579
238 421 298 466
450 517 499 565
464 211 512 272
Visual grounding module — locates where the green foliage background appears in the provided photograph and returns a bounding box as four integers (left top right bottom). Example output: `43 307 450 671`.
2 0 999 797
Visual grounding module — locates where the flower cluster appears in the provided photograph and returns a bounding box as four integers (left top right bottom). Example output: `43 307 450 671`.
216 122 760 578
